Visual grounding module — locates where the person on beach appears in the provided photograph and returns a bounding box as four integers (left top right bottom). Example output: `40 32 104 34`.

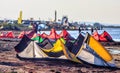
79 26 81 34
31 22 38 33
91 27 94 34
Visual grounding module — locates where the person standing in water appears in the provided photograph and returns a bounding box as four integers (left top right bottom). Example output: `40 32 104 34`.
91 27 94 34
79 26 81 34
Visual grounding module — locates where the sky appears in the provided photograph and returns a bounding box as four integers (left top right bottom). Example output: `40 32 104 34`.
0 0 120 25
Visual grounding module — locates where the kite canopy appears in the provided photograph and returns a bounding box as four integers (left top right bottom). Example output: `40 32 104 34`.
92 30 100 41
92 31 113 42
32 36 43 43
65 33 115 67
40 28 75 41
15 35 69 59
15 35 48 58
59 29 75 40
40 28 60 39
0 31 15 38
99 31 113 42
14 30 116 67
17 31 26 39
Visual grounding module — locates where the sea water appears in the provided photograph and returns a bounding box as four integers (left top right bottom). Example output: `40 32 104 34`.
41 28 120 54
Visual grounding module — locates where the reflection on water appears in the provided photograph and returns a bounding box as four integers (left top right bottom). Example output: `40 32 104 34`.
107 49 120 54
